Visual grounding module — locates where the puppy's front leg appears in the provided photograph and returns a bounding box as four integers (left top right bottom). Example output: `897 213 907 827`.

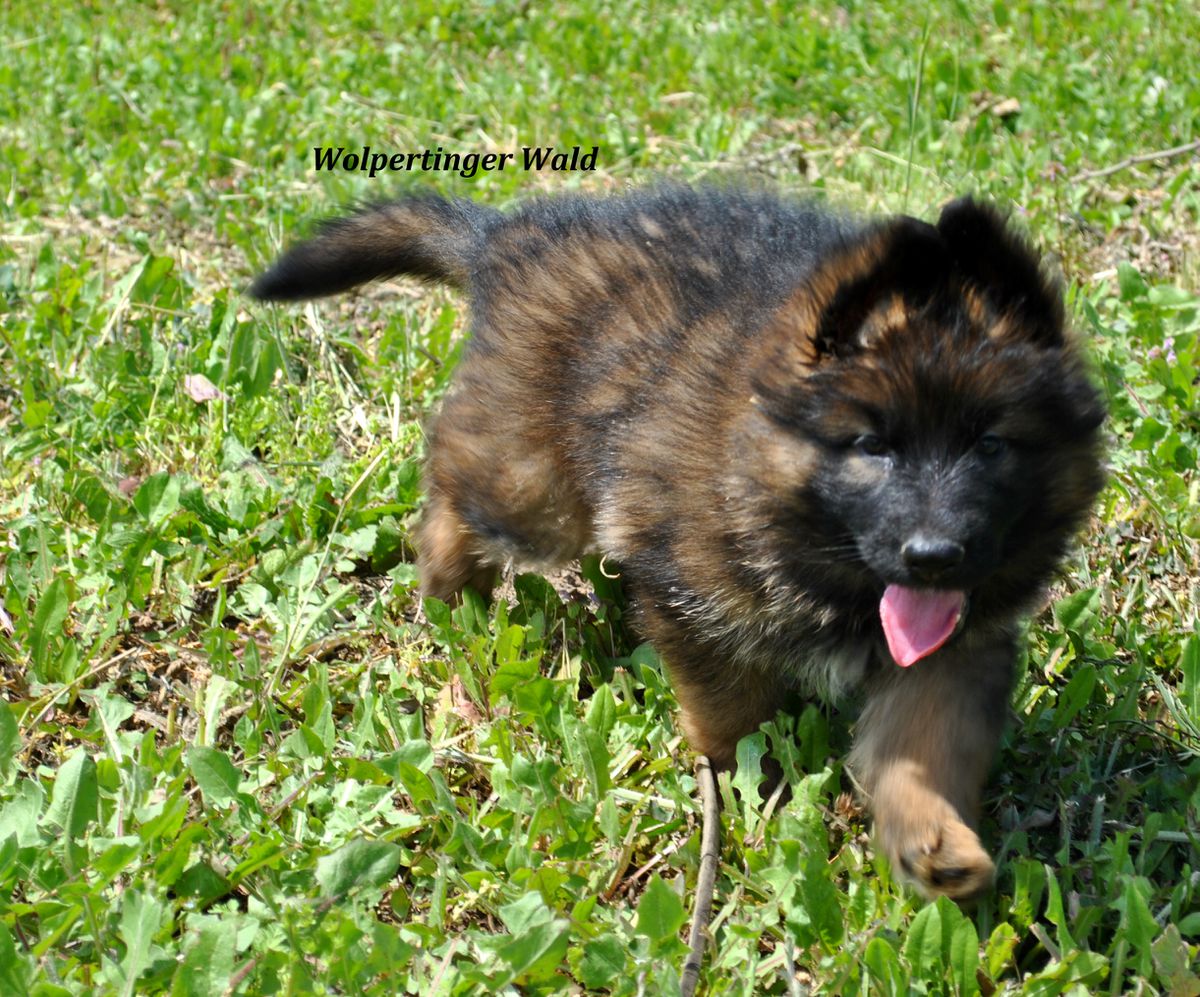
669 663 791 773
641 609 790 771
850 638 1016 900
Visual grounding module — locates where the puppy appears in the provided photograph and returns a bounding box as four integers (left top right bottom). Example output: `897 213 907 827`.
253 187 1105 898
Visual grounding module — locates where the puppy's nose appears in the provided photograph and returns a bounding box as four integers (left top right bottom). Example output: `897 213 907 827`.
902 534 965 581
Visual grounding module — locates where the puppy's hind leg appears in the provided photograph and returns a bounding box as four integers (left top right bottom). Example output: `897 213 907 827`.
415 491 498 604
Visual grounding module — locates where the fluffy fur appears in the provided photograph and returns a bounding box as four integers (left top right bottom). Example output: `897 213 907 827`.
253 187 1105 898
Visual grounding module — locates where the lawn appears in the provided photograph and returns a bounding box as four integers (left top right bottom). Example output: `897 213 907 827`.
1 1 1198 993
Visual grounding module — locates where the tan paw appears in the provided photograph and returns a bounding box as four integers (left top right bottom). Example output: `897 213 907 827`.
883 813 995 901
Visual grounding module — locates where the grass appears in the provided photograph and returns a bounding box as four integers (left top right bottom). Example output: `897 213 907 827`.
1 0 1198 993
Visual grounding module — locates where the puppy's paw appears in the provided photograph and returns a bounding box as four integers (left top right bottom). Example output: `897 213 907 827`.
888 814 995 901
872 779 995 901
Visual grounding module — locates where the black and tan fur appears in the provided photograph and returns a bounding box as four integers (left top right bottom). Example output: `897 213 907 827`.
253 187 1105 899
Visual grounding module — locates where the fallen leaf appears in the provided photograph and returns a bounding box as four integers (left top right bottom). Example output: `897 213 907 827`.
183 373 225 403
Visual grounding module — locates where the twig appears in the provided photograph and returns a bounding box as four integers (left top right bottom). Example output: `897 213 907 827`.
19 647 141 749
1070 138 1200 183
681 756 721 997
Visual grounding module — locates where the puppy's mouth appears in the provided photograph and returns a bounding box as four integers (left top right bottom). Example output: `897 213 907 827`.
879 585 969 667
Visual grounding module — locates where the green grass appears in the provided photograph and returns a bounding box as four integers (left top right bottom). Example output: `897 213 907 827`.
1 0 1198 993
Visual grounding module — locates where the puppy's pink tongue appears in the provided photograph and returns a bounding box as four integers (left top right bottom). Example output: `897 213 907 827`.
880 585 965 667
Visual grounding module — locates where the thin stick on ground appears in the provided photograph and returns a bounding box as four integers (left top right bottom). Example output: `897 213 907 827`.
681 755 721 997
1069 138 1200 182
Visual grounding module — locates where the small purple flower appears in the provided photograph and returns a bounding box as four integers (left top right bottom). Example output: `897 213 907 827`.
1147 337 1177 364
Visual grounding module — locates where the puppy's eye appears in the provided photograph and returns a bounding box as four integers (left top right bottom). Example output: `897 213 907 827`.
855 434 889 457
976 434 1006 457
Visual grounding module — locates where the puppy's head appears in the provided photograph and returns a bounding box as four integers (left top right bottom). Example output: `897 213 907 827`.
746 200 1105 654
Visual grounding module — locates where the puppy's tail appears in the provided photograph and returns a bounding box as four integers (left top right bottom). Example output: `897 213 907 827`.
250 196 494 300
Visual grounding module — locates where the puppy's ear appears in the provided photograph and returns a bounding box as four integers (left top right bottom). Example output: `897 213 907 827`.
749 217 948 427
755 215 947 376
805 217 948 359
937 197 1064 346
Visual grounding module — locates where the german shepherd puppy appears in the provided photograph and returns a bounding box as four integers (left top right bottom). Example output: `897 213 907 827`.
253 187 1105 899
